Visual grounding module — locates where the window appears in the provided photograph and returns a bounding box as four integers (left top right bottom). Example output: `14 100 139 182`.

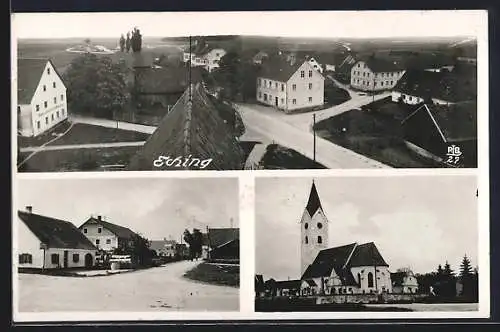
308 70 312 77
275 82 278 89
57 111 60 118
305 236 308 244
44 101 48 108
317 236 322 244
367 73 370 77
381 73 384 77
264 94 267 101
98 228 102 233
381 81 384 86
292 84 296 91
83 228 87 233
45 117 48 125
96 239 100 245
73 254 79 263
51 253 59 264
368 272 374 287
304 223 308 229
363 72 366 77
317 222 323 229
43 85 46 92
391 81 393 85
308 97 312 103
374 82 377 87
47 68 51 75
37 121 40 129
357 273 361 285
292 99 297 105
385 81 388 85
308 83 312 90
258 92 262 98
358 63 360 68
106 239 111 244
281 84 284 91
300 71 305 78
51 114 54 121
54 97 57 104
281 98 284 104
36 104 40 112
53 82 56 88
258 78 261 86
19 253 33 264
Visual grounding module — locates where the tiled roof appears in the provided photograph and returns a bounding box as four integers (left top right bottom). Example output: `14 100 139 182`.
305 181 323 216
80 217 137 240
348 242 389 267
208 227 239 249
127 83 246 171
134 66 202 94
258 58 303 82
359 57 405 73
304 279 317 287
301 243 357 283
394 70 444 99
17 58 52 104
18 211 97 250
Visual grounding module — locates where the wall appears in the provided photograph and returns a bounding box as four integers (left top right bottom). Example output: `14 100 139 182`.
29 61 68 137
18 104 34 137
17 218 45 268
316 293 425 304
81 223 118 252
300 207 329 276
391 91 424 105
286 61 324 111
43 248 96 269
256 77 287 110
308 58 323 73
351 61 405 92
350 265 393 294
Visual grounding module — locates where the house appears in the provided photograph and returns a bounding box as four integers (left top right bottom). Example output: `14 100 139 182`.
78 215 137 253
207 227 239 261
391 268 419 294
182 40 226 72
333 54 357 83
306 56 324 73
133 66 203 110
350 57 406 92
252 51 269 65
299 181 393 295
401 101 477 166
17 58 68 137
306 53 339 74
256 59 325 113
127 83 246 171
17 206 97 269
274 280 302 297
149 239 178 257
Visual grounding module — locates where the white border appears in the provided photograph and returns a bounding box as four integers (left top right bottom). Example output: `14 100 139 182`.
12 9 489 322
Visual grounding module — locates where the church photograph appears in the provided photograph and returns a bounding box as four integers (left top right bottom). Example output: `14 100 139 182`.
254 175 481 312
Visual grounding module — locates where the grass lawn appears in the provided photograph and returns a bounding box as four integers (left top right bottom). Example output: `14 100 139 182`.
261 144 326 169
314 103 448 168
18 146 140 172
184 262 239 287
48 123 150 146
17 120 72 148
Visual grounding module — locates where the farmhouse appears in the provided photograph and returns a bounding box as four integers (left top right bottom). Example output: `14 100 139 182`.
17 58 68 137
401 101 477 166
391 269 419 294
182 40 226 72
79 215 137 253
350 57 405 92
17 206 97 269
306 53 339 74
256 59 325 113
207 227 240 262
127 83 246 171
252 51 269 65
149 239 178 257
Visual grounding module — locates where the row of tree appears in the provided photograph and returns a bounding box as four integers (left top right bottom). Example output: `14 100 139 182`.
119 27 143 53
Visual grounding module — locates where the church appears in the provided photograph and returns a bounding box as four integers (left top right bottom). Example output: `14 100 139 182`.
298 181 393 296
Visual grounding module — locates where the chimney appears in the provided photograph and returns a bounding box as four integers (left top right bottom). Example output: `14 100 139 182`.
26 206 32 214
97 215 102 221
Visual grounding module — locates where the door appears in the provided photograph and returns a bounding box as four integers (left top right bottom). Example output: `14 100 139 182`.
275 97 278 106
85 253 93 268
63 250 68 268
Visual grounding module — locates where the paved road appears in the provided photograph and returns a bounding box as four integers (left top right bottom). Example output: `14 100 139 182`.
235 104 389 169
20 141 146 152
70 115 157 134
18 260 239 312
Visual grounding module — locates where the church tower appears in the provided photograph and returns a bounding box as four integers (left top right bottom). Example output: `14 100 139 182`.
300 180 329 276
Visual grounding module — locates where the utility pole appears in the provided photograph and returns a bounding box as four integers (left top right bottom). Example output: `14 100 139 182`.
313 113 316 162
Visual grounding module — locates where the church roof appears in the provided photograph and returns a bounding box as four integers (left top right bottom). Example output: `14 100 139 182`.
305 181 323 216
349 242 389 267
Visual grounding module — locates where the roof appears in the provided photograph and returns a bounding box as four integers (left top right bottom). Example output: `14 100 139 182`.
17 58 56 104
305 181 323 216
402 102 477 142
134 66 202 94
258 58 303 82
358 57 405 73
208 227 239 248
302 242 389 284
394 69 445 99
127 83 246 171
149 239 177 251
274 279 302 290
255 274 265 284
80 217 137 240
18 211 97 250
303 279 317 287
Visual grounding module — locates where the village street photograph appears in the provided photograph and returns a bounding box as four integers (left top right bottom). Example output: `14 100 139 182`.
254 175 482 313
13 11 482 172
14 177 240 315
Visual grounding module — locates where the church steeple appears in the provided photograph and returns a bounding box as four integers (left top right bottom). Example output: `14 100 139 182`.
305 180 323 217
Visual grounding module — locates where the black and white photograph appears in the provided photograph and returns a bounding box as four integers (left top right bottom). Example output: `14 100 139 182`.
12 11 485 172
14 177 240 317
254 175 486 315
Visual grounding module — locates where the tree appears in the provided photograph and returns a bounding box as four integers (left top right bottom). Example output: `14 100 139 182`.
84 38 91 45
127 233 153 267
191 229 203 259
63 54 130 119
126 32 131 53
459 255 477 300
119 34 126 52
131 27 142 53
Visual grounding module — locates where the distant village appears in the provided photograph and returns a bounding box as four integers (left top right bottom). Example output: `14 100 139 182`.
17 33 478 171
17 205 240 272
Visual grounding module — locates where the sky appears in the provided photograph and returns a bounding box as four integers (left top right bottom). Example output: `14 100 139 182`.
12 11 485 39
255 175 479 280
16 177 239 242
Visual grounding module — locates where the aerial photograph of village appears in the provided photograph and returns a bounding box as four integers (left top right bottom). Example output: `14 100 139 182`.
254 176 480 312
15 177 240 312
14 13 478 172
